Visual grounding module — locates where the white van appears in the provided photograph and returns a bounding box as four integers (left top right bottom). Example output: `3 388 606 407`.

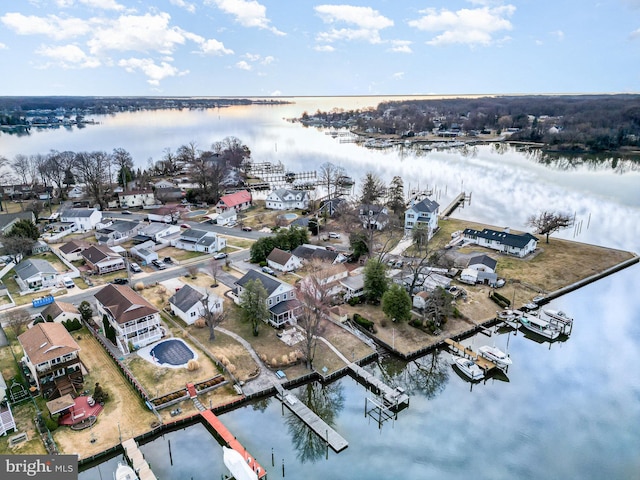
63 277 75 288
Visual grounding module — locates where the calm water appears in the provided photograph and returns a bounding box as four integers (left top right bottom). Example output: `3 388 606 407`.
6 98 638 479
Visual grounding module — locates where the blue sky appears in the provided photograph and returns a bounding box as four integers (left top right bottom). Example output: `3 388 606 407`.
1 0 639 96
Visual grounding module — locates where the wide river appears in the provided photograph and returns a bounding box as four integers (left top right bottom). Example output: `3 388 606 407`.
3 97 639 479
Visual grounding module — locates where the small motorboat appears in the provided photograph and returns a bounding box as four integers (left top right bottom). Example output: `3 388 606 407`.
453 356 485 381
115 462 138 480
519 313 560 340
478 345 513 368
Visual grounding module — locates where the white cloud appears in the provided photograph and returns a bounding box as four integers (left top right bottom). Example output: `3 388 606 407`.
205 0 285 35
118 57 186 85
1 12 92 40
261 55 274 65
36 43 100 68
314 44 335 52
408 5 515 47
236 60 251 70
79 0 125 11
87 13 189 56
270 90 282 96
0 42 7 49
55 0 75 7
170 0 196 13
389 40 412 53
392 72 405 79
314 5 393 45
550 30 564 41
631 28 640 39
199 38 233 55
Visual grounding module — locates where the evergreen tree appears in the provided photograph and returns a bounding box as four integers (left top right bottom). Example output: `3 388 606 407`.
382 284 412 322
239 278 269 336
363 259 388 303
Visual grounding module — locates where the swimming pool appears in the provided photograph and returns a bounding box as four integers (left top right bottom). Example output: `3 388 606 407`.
187 209 207 217
281 213 298 220
138 338 197 368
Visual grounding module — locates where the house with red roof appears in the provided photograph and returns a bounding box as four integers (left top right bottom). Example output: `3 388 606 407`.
216 190 252 213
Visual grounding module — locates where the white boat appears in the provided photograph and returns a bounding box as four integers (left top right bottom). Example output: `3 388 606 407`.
223 446 258 480
519 313 560 340
542 309 573 324
478 345 513 368
453 356 485 381
115 463 138 480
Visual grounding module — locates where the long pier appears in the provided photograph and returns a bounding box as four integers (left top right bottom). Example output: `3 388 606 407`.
348 363 410 409
121 438 158 480
272 382 348 452
444 339 497 372
440 192 470 218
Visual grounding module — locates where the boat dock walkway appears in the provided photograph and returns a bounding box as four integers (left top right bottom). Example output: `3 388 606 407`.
348 363 410 408
121 438 157 480
272 382 349 452
444 339 497 372
440 192 470 218
200 410 267 478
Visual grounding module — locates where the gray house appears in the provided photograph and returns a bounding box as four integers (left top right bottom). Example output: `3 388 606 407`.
14 258 60 290
96 220 143 245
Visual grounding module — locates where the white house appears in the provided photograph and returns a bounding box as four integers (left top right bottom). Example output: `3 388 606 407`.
58 239 91 262
404 197 440 238
67 185 85 199
153 179 176 189
40 301 81 324
339 274 365 300
14 259 60 291
94 284 163 354
462 228 538 258
169 285 222 325
467 254 497 273
216 210 237 226
95 220 143 245
58 208 102 232
413 291 430 310
174 229 226 253
130 241 158 265
266 248 303 272
118 189 156 208
146 206 183 224
137 222 181 243
265 189 310 210
234 270 300 328
216 190 252 213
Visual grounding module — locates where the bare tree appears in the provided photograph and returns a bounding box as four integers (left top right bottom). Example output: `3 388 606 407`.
296 261 331 370
75 151 111 209
111 148 134 192
200 293 225 341
213 136 251 168
527 211 573 243
187 264 199 278
6 309 31 338
208 259 220 287
318 162 345 202
10 154 38 187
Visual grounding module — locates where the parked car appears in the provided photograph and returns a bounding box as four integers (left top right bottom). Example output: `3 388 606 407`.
261 266 276 276
63 277 75 288
329 232 341 239
163 257 173 264
129 262 142 273
326 245 336 251
241 226 252 231
180 223 190 228
152 259 167 270
113 278 129 285
213 252 228 260
121 210 132 215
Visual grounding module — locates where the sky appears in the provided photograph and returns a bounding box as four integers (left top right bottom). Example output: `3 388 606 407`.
0 0 639 96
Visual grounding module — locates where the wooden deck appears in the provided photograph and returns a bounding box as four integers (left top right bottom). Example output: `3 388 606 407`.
121 438 158 480
444 339 497 372
200 410 267 479
273 382 348 452
348 364 410 408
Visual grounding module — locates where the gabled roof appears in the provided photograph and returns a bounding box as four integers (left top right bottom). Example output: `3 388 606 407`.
0 211 35 232
41 301 80 321
18 323 80 365
180 228 211 241
59 208 99 218
81 245 121 264
269 189 308 201
119 189 154 197
267 248 293 266
219 190 252 208
15 259 58 280
463 228 538 249
410 198 440 213
169 284 204 313
59 239 91 254
235 269 288 296
291 245 340 263
468 254 497 270
94 284 159 325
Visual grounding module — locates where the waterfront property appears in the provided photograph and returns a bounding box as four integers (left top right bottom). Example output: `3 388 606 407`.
462 227 538 257
94 284 163 354
80 245 126 274
18 322 83 399
358 203 390 230
404 197 440 237
233 269 300 328
265 188 310 210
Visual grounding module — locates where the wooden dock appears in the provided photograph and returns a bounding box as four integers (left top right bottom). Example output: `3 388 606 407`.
440 192 470 218
444 339 497 372
272 382 348 452
121 438 157 480
348 363 410 409
200 410 267 478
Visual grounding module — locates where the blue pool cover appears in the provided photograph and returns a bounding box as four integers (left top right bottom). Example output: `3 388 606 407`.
150 339 195 366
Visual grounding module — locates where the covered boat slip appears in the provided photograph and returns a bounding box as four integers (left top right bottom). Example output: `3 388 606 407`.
444 339 499 372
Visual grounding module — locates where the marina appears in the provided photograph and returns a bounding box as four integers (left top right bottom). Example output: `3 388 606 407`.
444 339 499 372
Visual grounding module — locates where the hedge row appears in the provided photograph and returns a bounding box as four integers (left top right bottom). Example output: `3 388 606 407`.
353 313 375 333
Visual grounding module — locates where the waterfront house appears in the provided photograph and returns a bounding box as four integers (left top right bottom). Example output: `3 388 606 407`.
118 189 156 208
174 228 226 253
266 248 302 272
80 245 126 274
462 227 538 257
95 220 143 245
59 239 91 262
359 204 389 230
94 284 163 354
169 284 222 326
467 254 497 273
40 301 81 324
216 190 252 213
339 274 365 300
58 208 102 232
233 270 300 328
265 189 310 210
18 322 83 399
404 197 440 238
317 198 345 217
14 259 59 291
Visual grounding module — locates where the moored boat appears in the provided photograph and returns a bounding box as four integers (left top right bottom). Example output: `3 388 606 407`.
478 345 513 368
519 313 560 340
453 356 485 381
115 462 138 480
